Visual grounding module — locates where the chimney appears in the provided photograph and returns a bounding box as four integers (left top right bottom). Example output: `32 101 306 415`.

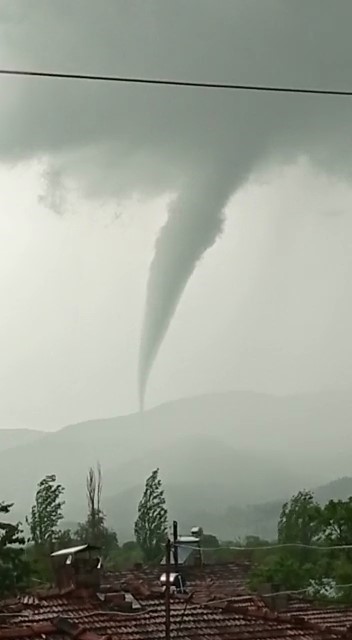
190 527 203 567
51 544 102 591
55 563 75 590
273 591 289 611
256 583 288 611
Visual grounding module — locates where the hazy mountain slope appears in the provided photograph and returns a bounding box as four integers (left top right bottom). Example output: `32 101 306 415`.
314 476 352 503
99 435 302 503
101 482 282 542
65 435 304 537
100 476 352 542
1 389 351 522
219 477 352 541
0 429 43 453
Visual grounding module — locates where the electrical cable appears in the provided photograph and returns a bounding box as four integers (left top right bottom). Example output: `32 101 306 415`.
177 542 352 551
1 67 352 97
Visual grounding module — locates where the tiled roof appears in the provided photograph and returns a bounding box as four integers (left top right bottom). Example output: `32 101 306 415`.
1 565 352 640
125 561 250 583
0 617 110 640
283 597 352 632
0 585 346 640
0 587 100 626
89 599 342 640
104 561 251 597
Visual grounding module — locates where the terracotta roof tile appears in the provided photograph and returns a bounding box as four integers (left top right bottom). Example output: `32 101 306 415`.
283 597 352 632
103 600 341 640
1 564 351 640
104 562 250 594
103 562 251 607
0 616 114 640
1 587 339 640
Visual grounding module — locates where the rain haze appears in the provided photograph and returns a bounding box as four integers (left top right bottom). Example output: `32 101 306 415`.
1 1 352 539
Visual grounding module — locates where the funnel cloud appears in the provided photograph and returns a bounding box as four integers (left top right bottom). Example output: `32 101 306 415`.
139 171 234 408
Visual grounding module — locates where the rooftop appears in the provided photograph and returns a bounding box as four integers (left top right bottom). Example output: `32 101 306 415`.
1 564 352 640
0 587 345 640
104 561 252 594
283 596 352 632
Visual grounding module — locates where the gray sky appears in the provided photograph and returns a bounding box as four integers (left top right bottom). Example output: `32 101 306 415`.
1 1 352 429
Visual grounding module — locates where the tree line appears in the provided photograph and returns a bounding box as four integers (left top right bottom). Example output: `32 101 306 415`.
3 477 352 602
0 466 168 594
249 489 352 601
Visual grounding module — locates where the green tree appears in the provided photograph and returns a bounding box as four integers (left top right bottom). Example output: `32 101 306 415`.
75 464 119 558
321 498 352 546
250 553 316 592
244 535 270 547
318 497 352 591
26 474 65 551
201 533 220 548
0 502 30 595
278 490 322 546
278 490 323 577
134 468 168 562
75 518 118 557
250 491 326 593
56 528 75 547
109 540 143 570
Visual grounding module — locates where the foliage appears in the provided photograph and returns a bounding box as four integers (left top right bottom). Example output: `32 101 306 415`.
56 528 75 547
86 464 103 545
250 490 352 599
0 502 30 595
321 497 352 546
108 540 143 570
75 518 118 556
26 475 65 551
134 468 168 562
201 533 220 548
75 464 119 558
244 535 271 547
278 490 322 545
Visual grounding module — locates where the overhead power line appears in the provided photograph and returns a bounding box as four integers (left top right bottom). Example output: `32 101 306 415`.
0 67 352 96
178 542 352 551
189 582 352 604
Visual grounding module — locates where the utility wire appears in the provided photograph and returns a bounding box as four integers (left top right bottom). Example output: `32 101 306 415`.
187 582 352 605
0 68 352 97
177 542 352 551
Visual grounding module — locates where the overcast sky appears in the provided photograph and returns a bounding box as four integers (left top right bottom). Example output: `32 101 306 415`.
1 1 352 430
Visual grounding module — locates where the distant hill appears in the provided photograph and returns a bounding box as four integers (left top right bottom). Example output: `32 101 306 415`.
0 428 43 453
1 389 352 531
205 477 352 542
102 483 282 542
315 476 352 503
103 476 352 542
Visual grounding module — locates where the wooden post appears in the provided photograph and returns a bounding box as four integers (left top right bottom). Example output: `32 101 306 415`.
165 538 171 640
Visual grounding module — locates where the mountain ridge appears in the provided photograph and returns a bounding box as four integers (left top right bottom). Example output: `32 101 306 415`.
1 389 352 531
0 428 44 453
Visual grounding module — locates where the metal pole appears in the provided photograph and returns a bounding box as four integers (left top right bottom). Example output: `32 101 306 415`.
173 520 179 570
165 538 171 640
